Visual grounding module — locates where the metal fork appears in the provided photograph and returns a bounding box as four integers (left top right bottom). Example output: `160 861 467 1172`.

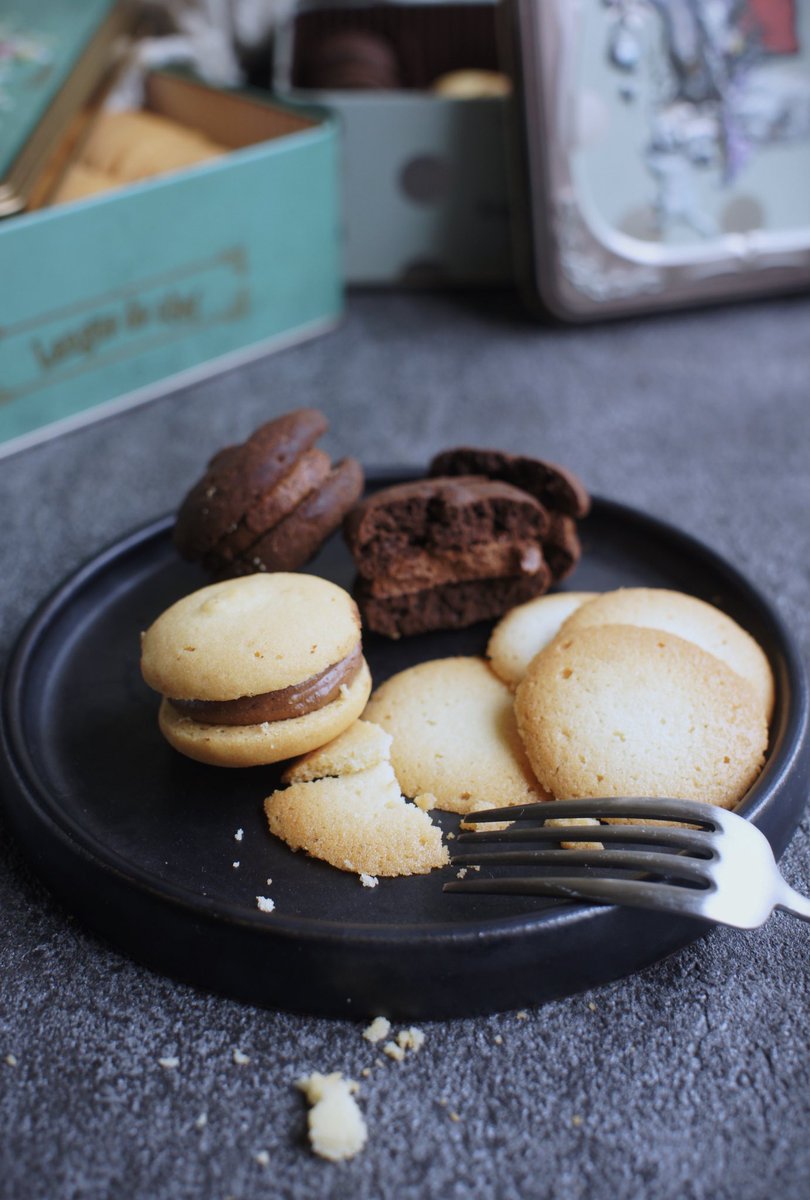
443 798 810 929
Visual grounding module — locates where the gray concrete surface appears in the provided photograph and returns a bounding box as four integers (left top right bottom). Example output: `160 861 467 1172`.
1 291 809 1200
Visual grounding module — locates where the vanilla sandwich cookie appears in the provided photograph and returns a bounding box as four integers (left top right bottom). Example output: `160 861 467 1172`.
140 574 371 767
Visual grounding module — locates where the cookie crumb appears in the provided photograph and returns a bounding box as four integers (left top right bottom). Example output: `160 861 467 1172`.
235 828 244 842
449 1110 462 1123
254 1150 270 1167
456 867 468 879
361 1067 372 1078
572 1114 583 1127
396 1027 425 1055
363 1017 391 1044
194 1113 207 1130
382 1041 406 1062
413 792 436 812
232 861 240 869
4 1054 18 1067
297 1072 367 1161
158 1056 180 1070
588 1002 597 1011
256 896 275 913
494 1035 503 1046
266 878 273 886
233 1048 251 1066
516 1011 528 1020
359 873 379 888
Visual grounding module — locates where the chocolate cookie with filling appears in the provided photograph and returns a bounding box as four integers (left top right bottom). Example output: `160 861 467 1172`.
428 446 590 585
344 476 551 637
428 447 590 518
173 408 364 578
298 31 402 90
140 574 371 767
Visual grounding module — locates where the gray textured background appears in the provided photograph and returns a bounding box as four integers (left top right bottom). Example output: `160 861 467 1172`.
1 291 809 1200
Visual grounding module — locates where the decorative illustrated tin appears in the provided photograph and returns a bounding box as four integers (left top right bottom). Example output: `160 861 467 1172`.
506 0 810 320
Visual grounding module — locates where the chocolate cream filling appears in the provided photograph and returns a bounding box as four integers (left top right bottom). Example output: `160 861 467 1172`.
170 644 362 726
366 542 544 598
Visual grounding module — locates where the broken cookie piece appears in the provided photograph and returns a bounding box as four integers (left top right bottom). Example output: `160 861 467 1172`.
297 1073 367 1162
265 720 448 877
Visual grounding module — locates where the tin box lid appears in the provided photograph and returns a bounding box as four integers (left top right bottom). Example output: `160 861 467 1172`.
504 0 810 321
0 0 127 215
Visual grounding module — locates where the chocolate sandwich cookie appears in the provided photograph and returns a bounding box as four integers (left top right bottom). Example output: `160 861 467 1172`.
173 408 363 578
428 447 590 518
140 574 372 767
300 31 402 90
429 446 590 585
344 475 552 637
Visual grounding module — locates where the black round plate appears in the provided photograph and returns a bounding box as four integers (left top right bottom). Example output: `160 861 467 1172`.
2 483 808 1019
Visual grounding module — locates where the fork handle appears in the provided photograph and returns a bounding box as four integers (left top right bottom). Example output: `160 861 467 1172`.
776 882 810 923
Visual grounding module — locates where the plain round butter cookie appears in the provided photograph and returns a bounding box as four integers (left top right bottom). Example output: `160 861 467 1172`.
514 624 768 809
487 591 598 688
363 656 550 813
559 587 775 721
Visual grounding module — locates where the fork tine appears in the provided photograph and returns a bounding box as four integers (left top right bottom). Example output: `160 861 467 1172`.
449 848 712 883
466 797 721 826
443 874 714 916
457 823 714 855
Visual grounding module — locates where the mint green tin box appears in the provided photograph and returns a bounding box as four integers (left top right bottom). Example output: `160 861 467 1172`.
0 0 342 456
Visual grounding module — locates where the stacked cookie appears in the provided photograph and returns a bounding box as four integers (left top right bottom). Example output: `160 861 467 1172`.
54 110 225 205
344 447 589 637
488 587 772 811
174 408 363 578
140 573 371 768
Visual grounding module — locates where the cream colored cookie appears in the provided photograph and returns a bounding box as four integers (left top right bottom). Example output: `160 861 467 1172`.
141 573 361 701
157 660 371 768
282 719 392 783
363 656 549 814
559 587 775 721
81 110 222 182
487 591 598 688
141 574 368 767
544 816 603 851
431 70 512 98
515 624 767 809
52 163 117 205
264 759 447 877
